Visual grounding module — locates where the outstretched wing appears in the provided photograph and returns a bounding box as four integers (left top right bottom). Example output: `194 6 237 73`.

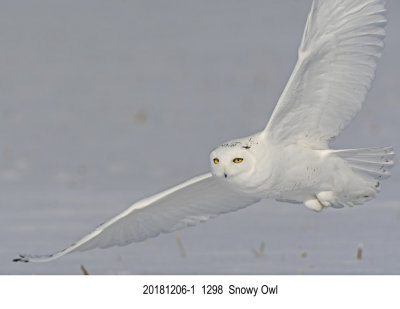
14 173 260 263
264 0 387 148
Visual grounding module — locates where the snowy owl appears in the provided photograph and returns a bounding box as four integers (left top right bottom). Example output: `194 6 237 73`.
14 0 394 263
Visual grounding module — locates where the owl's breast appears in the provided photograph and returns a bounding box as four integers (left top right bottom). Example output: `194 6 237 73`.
235 143 331 200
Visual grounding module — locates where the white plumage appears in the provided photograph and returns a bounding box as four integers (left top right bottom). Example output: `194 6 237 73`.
266 0 387 148
14 0 394 263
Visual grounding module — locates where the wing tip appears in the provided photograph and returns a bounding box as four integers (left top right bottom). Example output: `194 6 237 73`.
12 252 59 263
13 254 30 263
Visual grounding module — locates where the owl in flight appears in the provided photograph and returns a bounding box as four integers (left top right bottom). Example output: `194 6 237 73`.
14 0 394 263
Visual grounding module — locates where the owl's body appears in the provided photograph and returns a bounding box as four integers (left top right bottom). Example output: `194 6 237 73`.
14 0 395 263
211 133 393 212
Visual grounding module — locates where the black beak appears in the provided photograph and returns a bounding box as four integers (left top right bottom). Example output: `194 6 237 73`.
224 173 228 178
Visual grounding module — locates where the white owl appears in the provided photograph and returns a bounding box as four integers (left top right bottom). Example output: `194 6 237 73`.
14 0 394 263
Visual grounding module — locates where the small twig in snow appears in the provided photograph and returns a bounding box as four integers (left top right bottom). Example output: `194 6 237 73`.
174 233 187 258
252 242 266 258
80 265 89 275
356 243 364 260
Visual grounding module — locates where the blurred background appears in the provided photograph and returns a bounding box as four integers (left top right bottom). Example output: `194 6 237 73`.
1 0 399 274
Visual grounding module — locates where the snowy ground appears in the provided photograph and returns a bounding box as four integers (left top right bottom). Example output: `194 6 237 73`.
1 0 400 275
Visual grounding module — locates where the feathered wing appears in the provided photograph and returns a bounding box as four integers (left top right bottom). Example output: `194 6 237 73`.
264 0 387 148
14 173 260 263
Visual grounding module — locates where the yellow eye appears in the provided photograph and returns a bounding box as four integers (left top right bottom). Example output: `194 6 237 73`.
213 158 219 164
233 158 243 163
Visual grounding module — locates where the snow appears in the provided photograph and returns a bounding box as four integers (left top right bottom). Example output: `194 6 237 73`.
1 0 399 274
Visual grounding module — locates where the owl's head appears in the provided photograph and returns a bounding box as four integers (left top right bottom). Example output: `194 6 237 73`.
209 139 257 183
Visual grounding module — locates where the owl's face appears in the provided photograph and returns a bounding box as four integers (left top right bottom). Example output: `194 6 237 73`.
209 141 256 184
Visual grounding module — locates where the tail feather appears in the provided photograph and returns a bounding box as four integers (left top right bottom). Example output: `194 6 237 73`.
334 146 395 158
334 146 395 182
349 165 392 180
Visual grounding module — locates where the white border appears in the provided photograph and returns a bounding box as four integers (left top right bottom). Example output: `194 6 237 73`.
1 275 399 309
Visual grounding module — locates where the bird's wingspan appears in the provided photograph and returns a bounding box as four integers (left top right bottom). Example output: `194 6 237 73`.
263 0 387 148
14 173 260 263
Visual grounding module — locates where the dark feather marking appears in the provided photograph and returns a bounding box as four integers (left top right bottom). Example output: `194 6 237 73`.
221 141 241 148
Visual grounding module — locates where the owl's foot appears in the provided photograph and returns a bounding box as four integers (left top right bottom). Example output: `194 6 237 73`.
304 192 346 211
304 199 323 212
316 191 345 209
